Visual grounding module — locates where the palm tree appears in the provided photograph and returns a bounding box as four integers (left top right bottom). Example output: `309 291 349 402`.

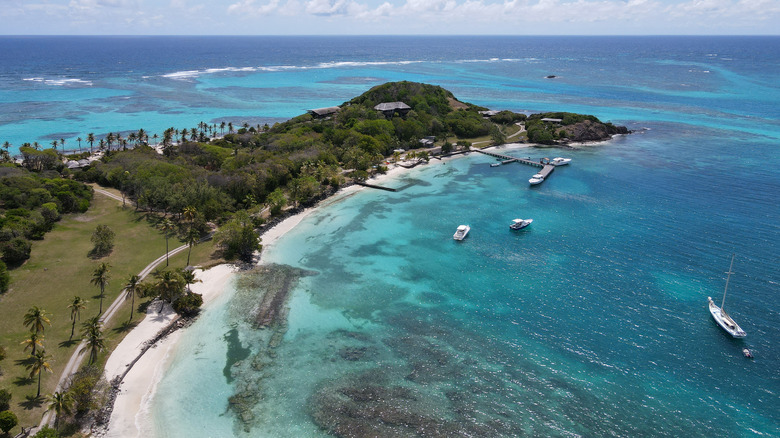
137 128 147 145
182 206 198 266
106 132 115 151
80 317 105 365
160 219 175 267
98 138 106 152
47 391 73 432
27 350 52 397
152 133 158 145
125 274 141 321
77 136 82 152
154 270 184 313
23 306 51 335
87 133 95 154
219 121 226 136
228 122 234 134
51 140 58 150
180 268 200 293
20 332 44 356
60 138 65 154
91 262 111 314
67 296 87 340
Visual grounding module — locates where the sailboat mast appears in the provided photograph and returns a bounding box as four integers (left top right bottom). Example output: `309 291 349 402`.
721 253 735 310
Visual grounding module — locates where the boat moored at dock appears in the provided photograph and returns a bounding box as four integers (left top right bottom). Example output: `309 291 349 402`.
551 157 571 166
529 173 544 185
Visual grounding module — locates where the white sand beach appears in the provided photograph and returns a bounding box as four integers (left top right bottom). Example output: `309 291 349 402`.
102 142 532 436
104 264 237 437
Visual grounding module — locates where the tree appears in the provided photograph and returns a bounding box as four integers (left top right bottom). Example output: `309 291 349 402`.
153 270 185 313
23 306 51 335
182 206 198 266
0 388 11 411
90 224 115 257
67 296 87 340
0 410 18 434
124 274 141 321
159 219 175 267
87 133 95 154
90 263 110 314
2 237 31 265
214 211 260 262
27 350 53 397
266 188 287 216
47 391 73 432
20 332 44 356
180 269 200 293
0 260 9 294
80 317 104 365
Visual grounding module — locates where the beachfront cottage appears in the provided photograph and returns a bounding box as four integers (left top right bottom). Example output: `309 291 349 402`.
308 106 340 119
374 101 411 118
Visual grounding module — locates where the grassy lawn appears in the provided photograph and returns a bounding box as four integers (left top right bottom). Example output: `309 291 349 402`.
0 188 219 432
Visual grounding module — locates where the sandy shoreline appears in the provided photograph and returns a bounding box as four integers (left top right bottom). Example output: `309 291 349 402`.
103 264 237 437
101 142 535 436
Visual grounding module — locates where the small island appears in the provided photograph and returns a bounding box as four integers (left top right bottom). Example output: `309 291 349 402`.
0 80 629 436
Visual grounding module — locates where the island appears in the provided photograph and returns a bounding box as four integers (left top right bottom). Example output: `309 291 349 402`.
0 80 629 436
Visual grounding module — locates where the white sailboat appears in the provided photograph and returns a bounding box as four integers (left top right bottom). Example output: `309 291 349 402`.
707 254 746 338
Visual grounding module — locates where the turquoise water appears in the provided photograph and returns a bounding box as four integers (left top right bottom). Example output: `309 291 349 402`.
1 36 777 436
145 37 777 437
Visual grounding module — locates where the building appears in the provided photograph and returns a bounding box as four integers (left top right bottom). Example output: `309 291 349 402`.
540 118 563 123
308 106 340 118
374 102 411 118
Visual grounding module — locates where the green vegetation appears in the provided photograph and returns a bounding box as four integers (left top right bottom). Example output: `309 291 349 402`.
0 165 92 267
0 81 623 435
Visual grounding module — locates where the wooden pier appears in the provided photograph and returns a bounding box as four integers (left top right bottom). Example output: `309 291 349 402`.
474 149 558 184
474 149 545 168
355 181 398 192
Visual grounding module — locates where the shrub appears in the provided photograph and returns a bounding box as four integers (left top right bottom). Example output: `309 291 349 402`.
2 237 31 265
90 224 115 257
0 388 11 411
172 292 203 317
0 410 17 434
0 260 8 293
33 425 59 438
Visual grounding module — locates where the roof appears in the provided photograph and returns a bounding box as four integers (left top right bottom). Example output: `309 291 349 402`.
308 106 340 116
541 118 563 123
374 102 411 111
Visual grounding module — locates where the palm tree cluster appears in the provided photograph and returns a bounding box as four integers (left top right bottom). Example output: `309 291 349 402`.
20 306 53 397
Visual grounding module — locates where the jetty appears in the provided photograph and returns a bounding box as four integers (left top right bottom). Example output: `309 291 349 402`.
473 149 557 184
355 181 398 192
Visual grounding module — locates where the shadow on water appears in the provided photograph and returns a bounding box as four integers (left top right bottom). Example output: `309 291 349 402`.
222 327 251 383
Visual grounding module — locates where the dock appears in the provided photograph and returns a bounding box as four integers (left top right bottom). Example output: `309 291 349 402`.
473 149 557 184
355 181 398 192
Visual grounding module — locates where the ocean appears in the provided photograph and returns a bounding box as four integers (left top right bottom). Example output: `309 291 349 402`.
2 36 778 437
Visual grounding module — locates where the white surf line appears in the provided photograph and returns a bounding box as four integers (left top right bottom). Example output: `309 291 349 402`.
38 191 189 431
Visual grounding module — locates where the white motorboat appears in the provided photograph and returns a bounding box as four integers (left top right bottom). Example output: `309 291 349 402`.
529 173 544 185
551 157 571 166
509 218 533 230
707 254 746 338
490 163 501 167
453 225 470 241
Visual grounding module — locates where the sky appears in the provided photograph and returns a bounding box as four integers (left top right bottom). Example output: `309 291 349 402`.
0 0 778 35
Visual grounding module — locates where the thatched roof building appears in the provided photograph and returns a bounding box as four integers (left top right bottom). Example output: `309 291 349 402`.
374 102 411 118
308 106 340 118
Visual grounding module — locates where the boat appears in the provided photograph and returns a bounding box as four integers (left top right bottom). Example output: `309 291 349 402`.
490 163 501 167
551 157 571 166
453 225 470 241
707 254 746 338
529 173 544 185
742 348 754 359
509 218 533 230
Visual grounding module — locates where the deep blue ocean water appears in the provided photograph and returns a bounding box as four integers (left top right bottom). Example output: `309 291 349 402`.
2 36 777 437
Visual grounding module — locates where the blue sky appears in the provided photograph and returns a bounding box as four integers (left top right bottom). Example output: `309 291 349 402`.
1 0 778 35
